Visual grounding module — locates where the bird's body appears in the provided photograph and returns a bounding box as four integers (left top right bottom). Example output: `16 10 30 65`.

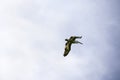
63 36 83 57
64 42 72 56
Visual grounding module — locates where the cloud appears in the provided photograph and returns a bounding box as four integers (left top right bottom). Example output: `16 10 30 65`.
0 0 120 80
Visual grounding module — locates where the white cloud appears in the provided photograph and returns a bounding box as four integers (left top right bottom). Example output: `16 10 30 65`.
0 0 119 80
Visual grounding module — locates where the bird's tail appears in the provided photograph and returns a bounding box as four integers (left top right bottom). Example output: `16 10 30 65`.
63 50 70 57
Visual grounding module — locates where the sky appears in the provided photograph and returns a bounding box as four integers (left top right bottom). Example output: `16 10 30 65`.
0 0 120 80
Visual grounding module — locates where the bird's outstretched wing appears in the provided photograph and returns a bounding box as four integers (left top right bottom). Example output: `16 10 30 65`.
72 40 83 44
69 36 82 40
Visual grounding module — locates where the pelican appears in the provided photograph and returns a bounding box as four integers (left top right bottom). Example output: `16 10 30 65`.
63 36 83 57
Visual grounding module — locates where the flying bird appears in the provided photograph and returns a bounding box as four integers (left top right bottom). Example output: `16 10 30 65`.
63 36 83 57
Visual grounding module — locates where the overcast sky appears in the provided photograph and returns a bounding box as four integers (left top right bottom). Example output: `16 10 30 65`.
0 0 120 80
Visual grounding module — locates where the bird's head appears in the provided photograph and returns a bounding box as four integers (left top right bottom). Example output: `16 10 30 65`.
65 39 69 41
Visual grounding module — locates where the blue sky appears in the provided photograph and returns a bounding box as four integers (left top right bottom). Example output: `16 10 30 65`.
0 0 120 80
